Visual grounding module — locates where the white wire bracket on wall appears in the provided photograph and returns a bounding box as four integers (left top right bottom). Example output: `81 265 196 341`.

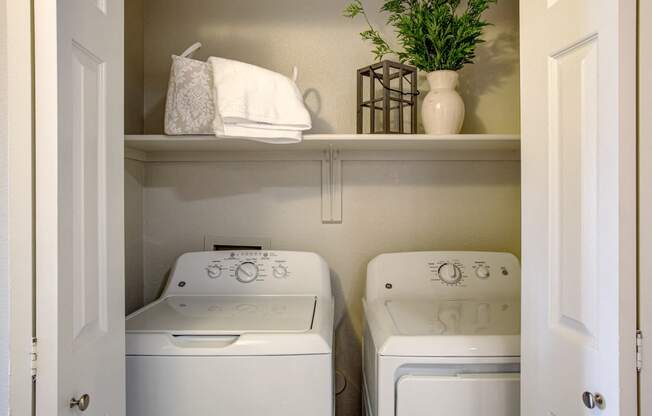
321 145 342 224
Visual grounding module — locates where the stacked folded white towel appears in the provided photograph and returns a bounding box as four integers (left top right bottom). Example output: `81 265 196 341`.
209 57 311 143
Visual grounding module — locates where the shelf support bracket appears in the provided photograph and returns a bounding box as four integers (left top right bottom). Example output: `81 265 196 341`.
321 145 342 224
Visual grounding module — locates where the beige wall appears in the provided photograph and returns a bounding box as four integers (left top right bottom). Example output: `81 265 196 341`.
125 0 144 134
0 0 9 409
123 2 521 415
125 159 145 314
131 159 520 415
125 0 145 312
131 0 519 134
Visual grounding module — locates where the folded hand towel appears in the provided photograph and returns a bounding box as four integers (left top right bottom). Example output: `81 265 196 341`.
209 57 311 143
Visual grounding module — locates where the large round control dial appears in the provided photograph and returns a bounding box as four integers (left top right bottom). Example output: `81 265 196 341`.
235 262 259 283
437 262 463 285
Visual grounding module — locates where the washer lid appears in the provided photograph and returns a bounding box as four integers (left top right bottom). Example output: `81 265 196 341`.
126 295 316 335
385 299 520 336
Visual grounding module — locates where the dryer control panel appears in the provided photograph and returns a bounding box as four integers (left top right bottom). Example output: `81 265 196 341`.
164 250 331 297
366 251 520 302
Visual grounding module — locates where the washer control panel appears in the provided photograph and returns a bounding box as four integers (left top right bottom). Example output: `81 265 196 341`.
367 251 520 302
202 251 292 284
164 250 330 297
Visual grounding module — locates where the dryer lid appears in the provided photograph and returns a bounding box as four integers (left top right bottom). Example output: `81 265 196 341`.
365 298 521 357
126 295 316 335
385 299 520 336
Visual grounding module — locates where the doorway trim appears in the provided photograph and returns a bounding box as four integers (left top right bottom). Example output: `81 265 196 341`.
6 0 35 414
639 0 651 413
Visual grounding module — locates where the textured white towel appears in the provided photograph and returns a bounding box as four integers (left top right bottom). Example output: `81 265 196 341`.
209 57 311 143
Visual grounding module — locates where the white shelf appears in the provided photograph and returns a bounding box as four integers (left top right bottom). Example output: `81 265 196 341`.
125 133 520 151
125 134 520 159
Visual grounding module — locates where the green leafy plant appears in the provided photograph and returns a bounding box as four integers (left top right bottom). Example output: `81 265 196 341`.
343 0 497 72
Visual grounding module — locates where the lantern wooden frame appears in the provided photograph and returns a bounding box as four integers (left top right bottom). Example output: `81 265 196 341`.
356 60 418 134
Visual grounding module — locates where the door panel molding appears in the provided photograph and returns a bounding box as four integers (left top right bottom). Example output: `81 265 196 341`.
547 36 599 344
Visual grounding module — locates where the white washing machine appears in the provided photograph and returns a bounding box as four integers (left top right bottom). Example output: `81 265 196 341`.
126 250 333 416
363 251 521 416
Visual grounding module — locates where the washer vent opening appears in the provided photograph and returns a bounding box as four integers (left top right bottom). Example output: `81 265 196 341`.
204 235 271 251
212 244 263 251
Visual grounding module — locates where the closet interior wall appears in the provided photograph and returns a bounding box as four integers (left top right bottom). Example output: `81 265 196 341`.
0 0 9 410
124 1 521 415
124 0 145 316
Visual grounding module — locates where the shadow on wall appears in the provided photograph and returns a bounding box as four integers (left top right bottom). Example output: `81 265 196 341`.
335 313 363 416
329 267 364 416
459 31 520 133
143 159 519 204
304 88 335 134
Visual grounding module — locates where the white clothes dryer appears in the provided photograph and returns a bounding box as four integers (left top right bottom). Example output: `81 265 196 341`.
363 251 520 416
126 250 333 416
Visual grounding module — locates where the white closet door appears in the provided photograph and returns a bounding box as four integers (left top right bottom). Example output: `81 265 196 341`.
520 0 637 415
34 0 125 414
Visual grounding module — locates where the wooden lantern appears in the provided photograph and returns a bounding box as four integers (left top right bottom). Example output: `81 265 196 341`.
357 60 418 134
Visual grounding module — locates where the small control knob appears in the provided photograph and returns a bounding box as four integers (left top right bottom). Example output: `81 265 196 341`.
206 264 222 279
235 262 259 283
438 263 462 285
475 265 490 279
273 265 288 278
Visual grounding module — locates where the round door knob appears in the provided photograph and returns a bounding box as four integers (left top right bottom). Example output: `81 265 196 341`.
582 391 605 410
70 393 90 411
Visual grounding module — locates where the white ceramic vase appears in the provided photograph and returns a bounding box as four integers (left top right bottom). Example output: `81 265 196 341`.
421 70 465 134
